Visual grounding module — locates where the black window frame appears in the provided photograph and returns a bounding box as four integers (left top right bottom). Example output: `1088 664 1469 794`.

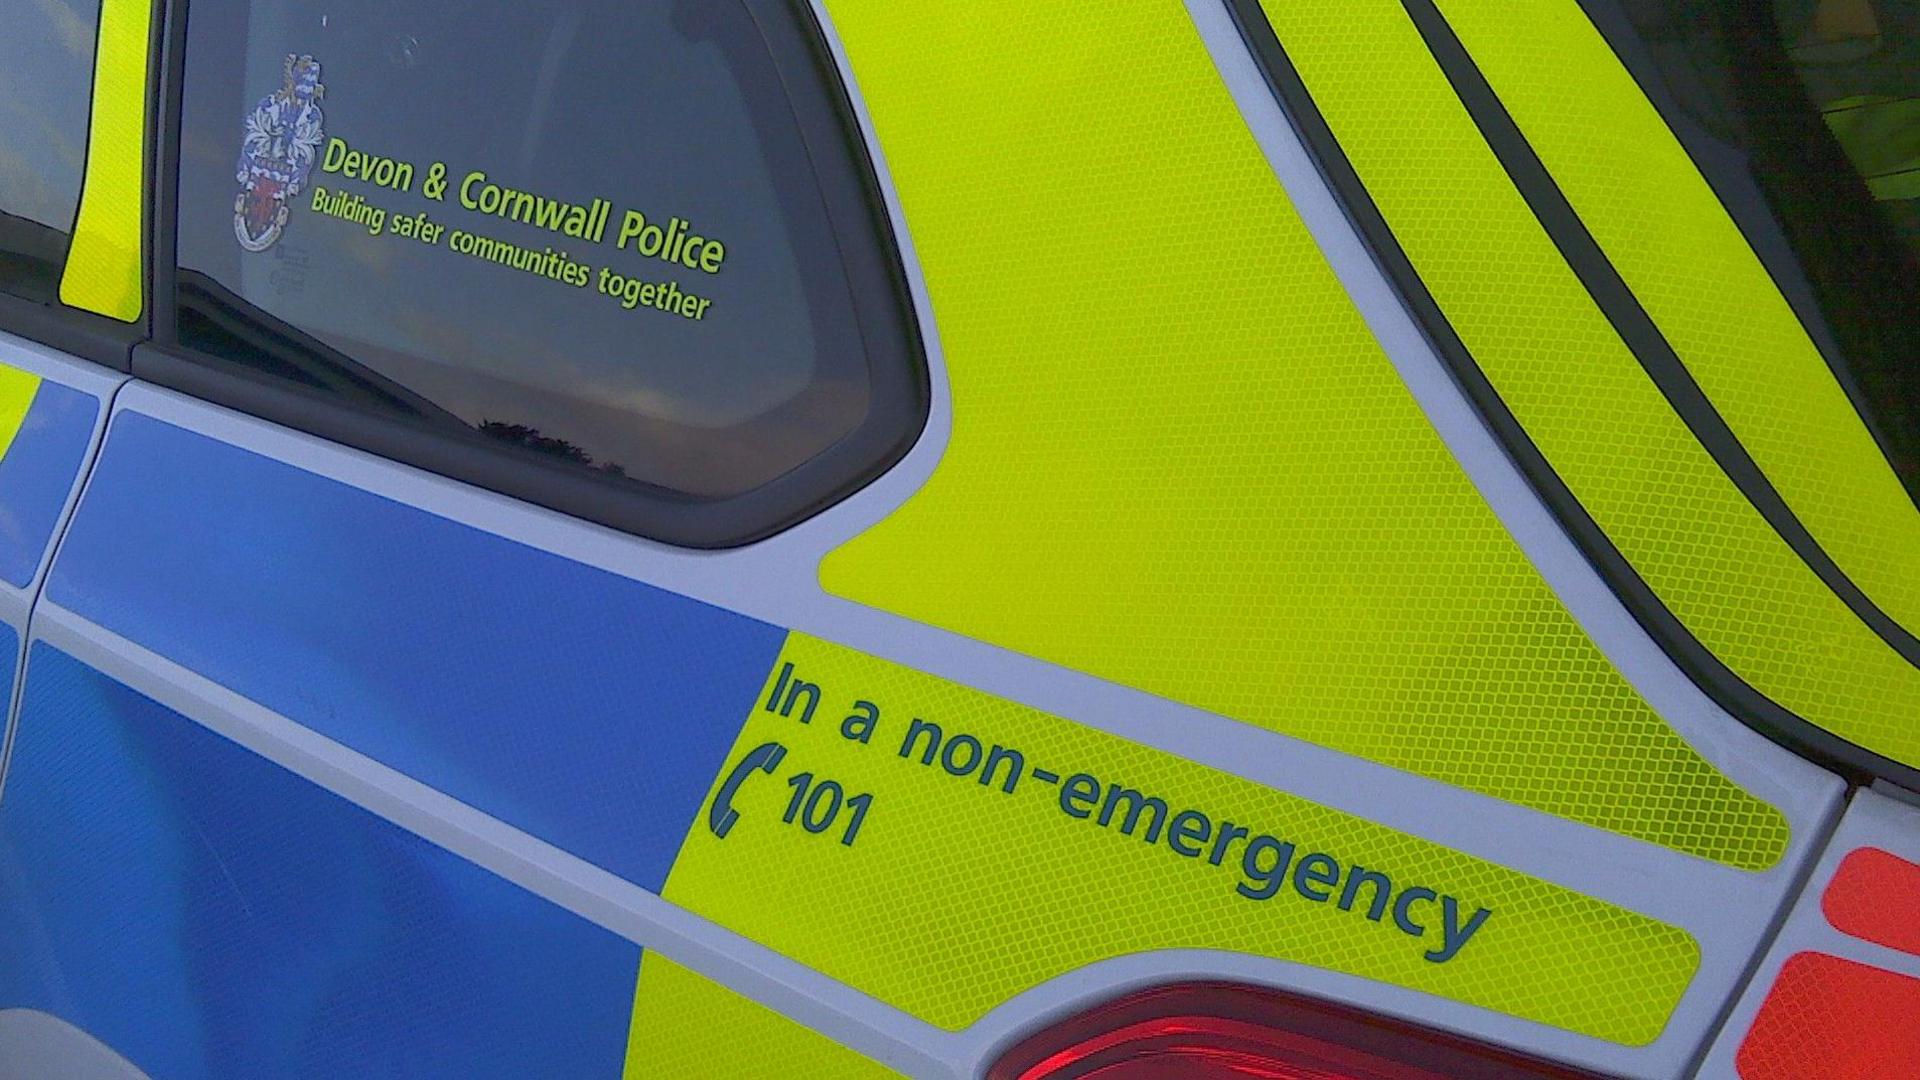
141 0 928 549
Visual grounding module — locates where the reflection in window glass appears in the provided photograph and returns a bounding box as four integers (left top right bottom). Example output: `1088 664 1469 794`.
1779 0 1920 254
0 0 101 303
177 0 880 499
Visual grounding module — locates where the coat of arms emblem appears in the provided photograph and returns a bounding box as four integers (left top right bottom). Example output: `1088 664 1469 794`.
234 54 326 253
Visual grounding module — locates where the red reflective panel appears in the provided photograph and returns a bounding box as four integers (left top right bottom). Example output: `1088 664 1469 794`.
1736 953 1920 1080
989 984 1599 1080
1822 847 1920 957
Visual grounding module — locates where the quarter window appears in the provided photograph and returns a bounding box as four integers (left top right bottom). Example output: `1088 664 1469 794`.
168 0 924 544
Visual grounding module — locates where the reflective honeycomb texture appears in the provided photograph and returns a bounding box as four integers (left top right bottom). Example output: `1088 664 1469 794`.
1257 0 1920 768
819 0 1788 868
1736 953 1920 1079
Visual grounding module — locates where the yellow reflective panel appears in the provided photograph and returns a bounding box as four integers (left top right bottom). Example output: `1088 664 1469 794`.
817 0 1786 867
59 0 153 323
663 636 1700 1045
625 953 901 1078
1435 0 1920 695
0 365 43 464
1256 0 1920 767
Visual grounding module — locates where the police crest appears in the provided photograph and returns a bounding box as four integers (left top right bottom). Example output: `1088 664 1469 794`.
234 54 326 253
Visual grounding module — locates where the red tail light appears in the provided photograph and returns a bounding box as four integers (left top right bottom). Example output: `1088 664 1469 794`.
988 984 1600 1080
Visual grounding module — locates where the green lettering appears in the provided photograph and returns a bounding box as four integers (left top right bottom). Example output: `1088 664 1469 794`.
563 203 592 239
616 210 647 250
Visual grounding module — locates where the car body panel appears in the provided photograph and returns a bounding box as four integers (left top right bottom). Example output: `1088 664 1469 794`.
0 2 1903 1078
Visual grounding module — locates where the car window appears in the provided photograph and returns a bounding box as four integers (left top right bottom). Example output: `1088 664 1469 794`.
1778 0 1920 255
0 0 101 305
170 0 923 539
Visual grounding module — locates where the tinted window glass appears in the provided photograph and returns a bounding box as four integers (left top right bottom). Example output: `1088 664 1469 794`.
173 0 921 523
1595 0 1920 502
1781 0 1920 252
0 0 100 304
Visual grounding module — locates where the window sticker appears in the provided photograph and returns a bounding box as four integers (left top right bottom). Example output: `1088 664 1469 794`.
173 0 924 516
234 54 327 253
246 51 736 325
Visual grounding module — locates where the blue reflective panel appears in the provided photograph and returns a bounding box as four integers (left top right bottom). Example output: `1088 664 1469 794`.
49 412 786 889
0 381 99 588
0 644 639 1080
0 621 14 718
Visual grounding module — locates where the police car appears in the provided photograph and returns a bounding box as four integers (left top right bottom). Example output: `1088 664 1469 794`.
0 0 1914 1077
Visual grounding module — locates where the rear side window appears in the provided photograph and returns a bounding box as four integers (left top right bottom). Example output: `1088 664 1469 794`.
0 0 101 305
166 0 924 545
1783 0 1920 254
